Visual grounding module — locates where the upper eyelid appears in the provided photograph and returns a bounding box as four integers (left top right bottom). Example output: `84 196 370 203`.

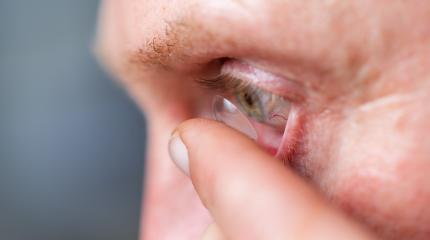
196 59 274 92
223 60 308 102
197 74 248 91
197 66 305 103
196 74 231 92
197 73 267 101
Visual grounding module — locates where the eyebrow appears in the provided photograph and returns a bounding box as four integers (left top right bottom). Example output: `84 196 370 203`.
129 18 211 71
129 21 181 69
124 2 376 88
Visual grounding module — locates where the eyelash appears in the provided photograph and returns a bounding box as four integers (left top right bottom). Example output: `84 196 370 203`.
197 73 254 94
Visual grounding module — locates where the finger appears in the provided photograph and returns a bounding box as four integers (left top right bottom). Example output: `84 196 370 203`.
201 223 227 240
169 118 376 240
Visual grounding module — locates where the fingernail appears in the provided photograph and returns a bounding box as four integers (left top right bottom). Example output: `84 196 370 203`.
168 132 190 176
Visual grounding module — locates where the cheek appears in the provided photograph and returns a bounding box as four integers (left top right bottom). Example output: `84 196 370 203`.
305 100 430 239
332 164 430 240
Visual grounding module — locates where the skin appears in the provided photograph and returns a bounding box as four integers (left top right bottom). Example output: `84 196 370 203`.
96 0 430 239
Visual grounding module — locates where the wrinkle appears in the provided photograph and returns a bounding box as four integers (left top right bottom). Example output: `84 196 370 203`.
356 93 419 113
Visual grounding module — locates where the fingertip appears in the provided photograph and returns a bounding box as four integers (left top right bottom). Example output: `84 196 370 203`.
168 132 190 176
168 118 221 177
172 117 273 209
175 118 233 139
176 118 258 153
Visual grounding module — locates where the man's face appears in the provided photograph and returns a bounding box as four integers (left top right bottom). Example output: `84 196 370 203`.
97 0 430 239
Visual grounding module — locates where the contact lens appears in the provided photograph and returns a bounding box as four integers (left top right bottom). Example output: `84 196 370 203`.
212 95 288 155
212 95 258 140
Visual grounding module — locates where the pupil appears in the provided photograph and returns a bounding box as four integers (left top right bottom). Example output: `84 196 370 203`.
244 93 254 107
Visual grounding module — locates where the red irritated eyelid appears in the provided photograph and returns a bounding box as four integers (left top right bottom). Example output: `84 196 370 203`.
221 59 305 103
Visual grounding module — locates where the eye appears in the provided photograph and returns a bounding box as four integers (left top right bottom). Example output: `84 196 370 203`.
197 59 299 155
210 76 292 155
234 84 291 131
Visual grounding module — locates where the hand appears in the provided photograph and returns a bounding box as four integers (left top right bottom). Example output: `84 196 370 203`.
168 119 377 240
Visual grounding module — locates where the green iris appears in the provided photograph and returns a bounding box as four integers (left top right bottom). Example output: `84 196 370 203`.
235 87 265 122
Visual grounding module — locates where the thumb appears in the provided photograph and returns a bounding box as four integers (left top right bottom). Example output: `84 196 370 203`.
169 118 375 240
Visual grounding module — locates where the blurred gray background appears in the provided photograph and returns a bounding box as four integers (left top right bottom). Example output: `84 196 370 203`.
0 1 145 239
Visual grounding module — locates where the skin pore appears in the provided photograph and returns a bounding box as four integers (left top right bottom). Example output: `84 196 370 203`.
96 0 430 239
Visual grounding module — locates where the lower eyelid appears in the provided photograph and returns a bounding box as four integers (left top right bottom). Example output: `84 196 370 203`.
251 120 285 155
275 106 304 162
